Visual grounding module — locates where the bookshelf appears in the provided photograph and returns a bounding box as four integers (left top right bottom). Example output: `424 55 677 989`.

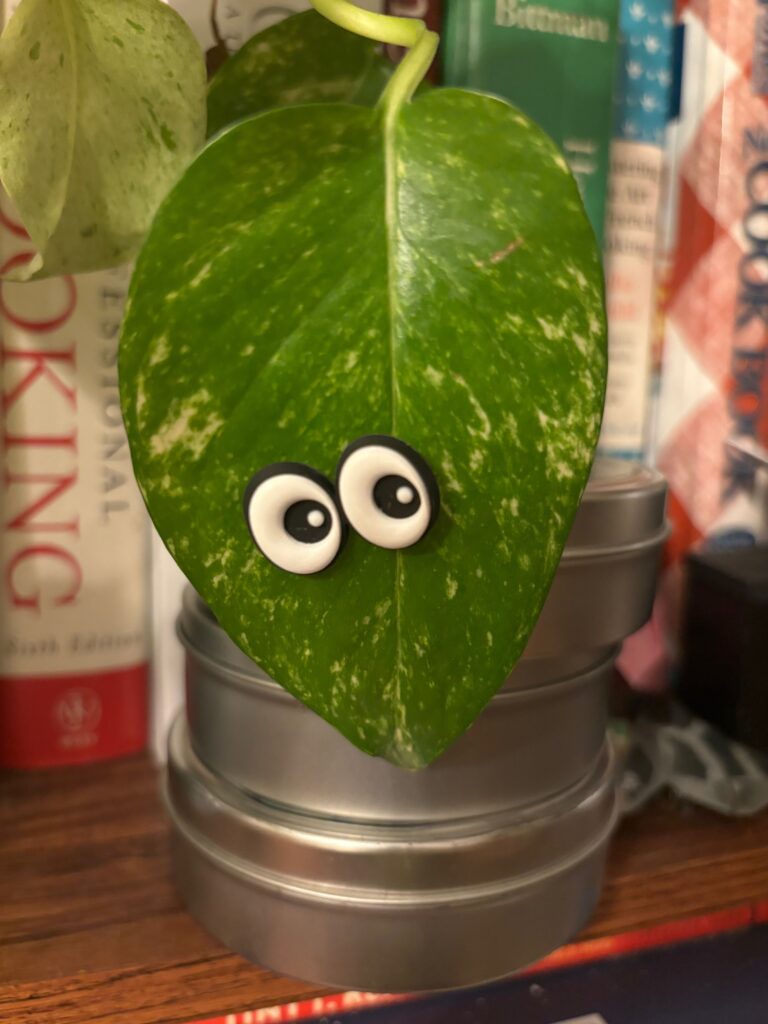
2 753 768 1024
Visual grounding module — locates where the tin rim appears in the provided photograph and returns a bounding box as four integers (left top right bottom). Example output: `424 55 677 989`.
167 792 618 907
166 718 618 905
558 522 670 563
565 459 667 550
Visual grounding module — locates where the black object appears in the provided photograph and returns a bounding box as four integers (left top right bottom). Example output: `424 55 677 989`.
678 545 768 751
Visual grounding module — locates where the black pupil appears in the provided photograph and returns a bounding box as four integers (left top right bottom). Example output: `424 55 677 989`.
284 500 330 544
373 475 421 519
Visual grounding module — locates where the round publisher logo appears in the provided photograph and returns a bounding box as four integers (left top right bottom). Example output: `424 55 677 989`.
55 688 102 734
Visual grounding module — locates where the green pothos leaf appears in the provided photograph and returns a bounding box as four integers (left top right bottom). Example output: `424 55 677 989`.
0 0 206 280
207 10 394 138
120 88 607 769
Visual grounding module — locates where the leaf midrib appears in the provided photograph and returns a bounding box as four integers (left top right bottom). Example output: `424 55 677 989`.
383 104 404 753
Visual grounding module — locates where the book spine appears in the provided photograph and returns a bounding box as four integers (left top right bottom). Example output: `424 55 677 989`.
0 0 150 768
657 0 768 549
0 206 150 767
599 0 676 460
442 0 621 242
645 0 768 676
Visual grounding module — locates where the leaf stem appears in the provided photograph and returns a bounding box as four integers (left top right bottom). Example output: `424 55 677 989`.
310 0 437 125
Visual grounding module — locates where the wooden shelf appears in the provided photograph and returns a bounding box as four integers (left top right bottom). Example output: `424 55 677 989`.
2 753 768 1024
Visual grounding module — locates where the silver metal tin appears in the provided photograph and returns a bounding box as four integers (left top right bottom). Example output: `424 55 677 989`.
525 459 668 656
181 585 613 820
167 717 618 992
565 459 667 549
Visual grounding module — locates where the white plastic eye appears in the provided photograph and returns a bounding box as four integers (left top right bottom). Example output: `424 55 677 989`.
243 463 346 575
336 436 440 550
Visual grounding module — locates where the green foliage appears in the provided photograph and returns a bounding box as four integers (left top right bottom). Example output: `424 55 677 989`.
0 0 206 279
208 10 394 138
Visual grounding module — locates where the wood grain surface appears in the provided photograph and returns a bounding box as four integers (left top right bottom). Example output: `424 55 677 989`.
2 754 767 1024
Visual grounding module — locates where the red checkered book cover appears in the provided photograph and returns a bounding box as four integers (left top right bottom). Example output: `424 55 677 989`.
0 197 150 767
651 0 768 655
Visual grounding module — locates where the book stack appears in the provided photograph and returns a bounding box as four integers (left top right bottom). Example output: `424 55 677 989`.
3 0 762 762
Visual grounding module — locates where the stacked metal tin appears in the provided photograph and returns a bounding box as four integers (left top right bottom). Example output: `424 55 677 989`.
166 458 667 991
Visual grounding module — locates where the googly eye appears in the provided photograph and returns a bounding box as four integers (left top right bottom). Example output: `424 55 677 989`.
243 462 346 575
336 436 440 550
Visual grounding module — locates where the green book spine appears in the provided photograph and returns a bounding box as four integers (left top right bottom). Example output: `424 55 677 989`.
442 0 620 242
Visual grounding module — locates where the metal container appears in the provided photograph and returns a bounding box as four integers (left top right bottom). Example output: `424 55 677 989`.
169 457 663 989
181 585 614 820
525 459 668 657
167 717 619 992
180 457 664 819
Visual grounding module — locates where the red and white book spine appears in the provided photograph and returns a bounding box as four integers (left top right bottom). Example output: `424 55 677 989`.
0 188 150 763
0 203 150 768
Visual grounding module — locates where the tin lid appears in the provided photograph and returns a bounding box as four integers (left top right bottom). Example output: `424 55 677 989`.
179 585 274 679
563 458 667 554
166 717 617 904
